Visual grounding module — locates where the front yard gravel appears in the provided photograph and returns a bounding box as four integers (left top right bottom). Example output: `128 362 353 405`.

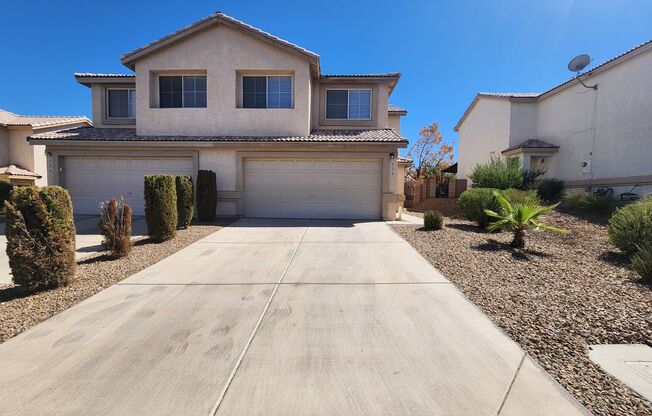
0 223 229 343
392 212 652 416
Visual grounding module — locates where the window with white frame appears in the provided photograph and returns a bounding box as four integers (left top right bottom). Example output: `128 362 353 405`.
159 75 207 108
326 89 372 120
242 75 292 108
107 89 136 118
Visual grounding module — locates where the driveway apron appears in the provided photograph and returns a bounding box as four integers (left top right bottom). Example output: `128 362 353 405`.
0 218 589 415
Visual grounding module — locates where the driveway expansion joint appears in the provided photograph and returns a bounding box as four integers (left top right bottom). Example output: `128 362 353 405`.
496 352 526 415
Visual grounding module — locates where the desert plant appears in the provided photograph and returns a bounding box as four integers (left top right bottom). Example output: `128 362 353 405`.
423 210 444 230
144 174 177 242
607 197 652 256
536 178 565 201
631 243 652 283
501 188 541 206
175 175 194 228
5 186 76 291
521 167 546 190
563 192 617 215
0 181 13 209
197 170 217 222
485 191 567 248
468 156 523 190
458 188 501 227
99 198 132 258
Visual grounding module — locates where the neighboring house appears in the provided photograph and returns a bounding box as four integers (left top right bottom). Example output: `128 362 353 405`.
455 39 652 197
29 12 409 220
0 109 89 185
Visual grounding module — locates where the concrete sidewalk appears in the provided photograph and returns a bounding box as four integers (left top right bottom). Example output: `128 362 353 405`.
0 219 589 415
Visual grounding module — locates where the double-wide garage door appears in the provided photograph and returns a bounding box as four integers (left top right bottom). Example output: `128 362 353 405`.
64 157 194 215
244 158 382 219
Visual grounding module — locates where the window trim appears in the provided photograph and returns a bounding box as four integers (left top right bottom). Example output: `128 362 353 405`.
241 75 293 109
324 88 373 120
157 75 207 109
106 88 136 119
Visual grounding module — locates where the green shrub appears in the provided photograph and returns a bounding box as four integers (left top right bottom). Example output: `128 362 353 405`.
5 186 76 291
564 192 617 215
175 175 194 228
501 188 541 206
99 198 132 258
423 210 444 230
521 167 546 190
0 181 13 209
196 170 217 222
536 178 565 201
468 156 523 190
631 243 652 283
607 197 652 256
144 174 177 242
458 188 501 227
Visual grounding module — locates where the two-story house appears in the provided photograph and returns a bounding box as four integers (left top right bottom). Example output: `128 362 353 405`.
28 12 409 220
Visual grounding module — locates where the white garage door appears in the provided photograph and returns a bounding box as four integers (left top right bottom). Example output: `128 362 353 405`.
64 157 195 215
244 158 382 219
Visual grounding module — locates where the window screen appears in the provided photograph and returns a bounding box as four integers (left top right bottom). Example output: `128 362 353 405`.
326 89 372 120
243 76 292 108
326 90 348 119
159 76 206 108
107 89 136 118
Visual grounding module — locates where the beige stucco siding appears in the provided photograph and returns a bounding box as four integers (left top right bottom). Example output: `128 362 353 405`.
0 129 9 166
90 83 137 128
388 114 401 133
134 24 312 137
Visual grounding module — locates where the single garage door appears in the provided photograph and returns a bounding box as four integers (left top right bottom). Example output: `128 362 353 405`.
244 158 382 219
64 157 194 215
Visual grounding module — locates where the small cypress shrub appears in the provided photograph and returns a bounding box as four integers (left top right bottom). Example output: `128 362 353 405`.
5 186 76 291
458 188 501 227
175 175 194 228
631 243 652 283
536 178 565 201
423 210 444 230
501 188 541 206
196 170 217 222
607 197 652 256
0 181 13 209
468 156 523 190
99 198 132 258
144 174 177 242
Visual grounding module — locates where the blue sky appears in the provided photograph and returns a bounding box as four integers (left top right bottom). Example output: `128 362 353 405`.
1 0 650 158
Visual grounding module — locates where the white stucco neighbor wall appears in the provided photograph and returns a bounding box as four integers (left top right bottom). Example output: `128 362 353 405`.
134 24 312 137
457 99 511 180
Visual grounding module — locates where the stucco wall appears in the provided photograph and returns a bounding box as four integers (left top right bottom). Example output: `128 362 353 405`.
0 128 9 166
457 99 511 179
134 24 312 137
90 83 137 128
388 114 401 133
8 128 35 173
508 102 537 147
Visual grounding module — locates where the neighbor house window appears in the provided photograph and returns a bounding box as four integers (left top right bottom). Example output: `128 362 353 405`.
326 89 372 120
107 89 136 118
159 75 207 108
242 75 292 108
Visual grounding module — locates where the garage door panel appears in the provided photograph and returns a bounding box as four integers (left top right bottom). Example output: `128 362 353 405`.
244 158 381 219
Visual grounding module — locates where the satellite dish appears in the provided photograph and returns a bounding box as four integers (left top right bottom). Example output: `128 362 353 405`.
568 54 591 72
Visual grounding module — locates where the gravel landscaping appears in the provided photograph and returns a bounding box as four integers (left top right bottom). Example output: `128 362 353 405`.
0 222 229 343
392 212 652 416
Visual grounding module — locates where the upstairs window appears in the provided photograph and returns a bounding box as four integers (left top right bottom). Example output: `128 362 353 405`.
107 89 136 118
243 75 292 109
326 89 372 120
159 75 206 108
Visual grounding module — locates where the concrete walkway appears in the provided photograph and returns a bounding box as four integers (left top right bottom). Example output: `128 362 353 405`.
0 219 589 415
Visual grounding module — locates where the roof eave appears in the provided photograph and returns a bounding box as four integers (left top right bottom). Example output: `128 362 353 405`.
501 146 559 156
74 74 135 87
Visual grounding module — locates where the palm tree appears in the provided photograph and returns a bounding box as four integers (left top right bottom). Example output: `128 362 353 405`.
484 191 567 248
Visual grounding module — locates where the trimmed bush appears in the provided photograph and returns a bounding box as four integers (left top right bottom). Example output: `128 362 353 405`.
521 167 546 190
175 175 194 228
5 186 76 291
196 170 217 222
468 156 523 190
564 192 617 215
144 174 177 242
608 197 652 256
0 181 13 209
423 210 444 230
631 243 652 283
536 178 565 201
458 188 501 227
502 188 541 206
99 198 132 258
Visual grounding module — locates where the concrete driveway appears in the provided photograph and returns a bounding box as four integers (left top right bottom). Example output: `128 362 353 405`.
0 219 589 415
0 215 146 284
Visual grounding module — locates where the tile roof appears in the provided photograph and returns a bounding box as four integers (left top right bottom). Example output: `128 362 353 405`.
0 164 41 178
74 73 135 78
477 92 540 99
388 104 407 114
502 139 559 154
0 109 90 128
397 156 413 164
321 73 400 78
29 127 408 144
